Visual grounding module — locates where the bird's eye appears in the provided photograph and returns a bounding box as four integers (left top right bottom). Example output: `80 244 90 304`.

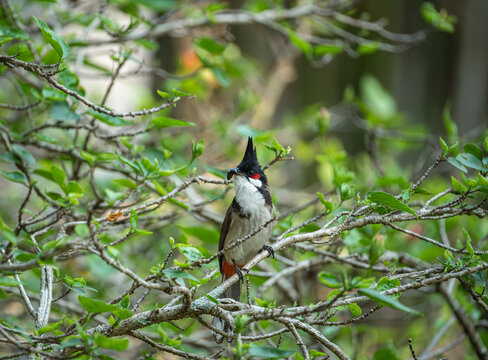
251 173 260 180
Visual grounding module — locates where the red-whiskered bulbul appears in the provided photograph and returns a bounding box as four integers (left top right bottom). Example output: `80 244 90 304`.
212 137 275 343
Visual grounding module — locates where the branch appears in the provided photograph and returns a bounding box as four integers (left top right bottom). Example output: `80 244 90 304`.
129 331 208 360
0 101 41 110
35 266 53 329
439 285 487 359
86 4 427 50
0 55 195 118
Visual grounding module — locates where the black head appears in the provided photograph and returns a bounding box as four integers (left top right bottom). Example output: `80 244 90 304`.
227 137 267 184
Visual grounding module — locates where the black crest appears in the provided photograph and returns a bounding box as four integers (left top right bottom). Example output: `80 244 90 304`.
238 137 260 171
235 137 268 185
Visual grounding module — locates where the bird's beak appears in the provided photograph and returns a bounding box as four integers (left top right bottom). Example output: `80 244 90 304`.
227 168 240 180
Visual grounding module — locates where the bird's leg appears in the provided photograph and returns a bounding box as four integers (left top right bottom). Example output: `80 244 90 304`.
232 259 244 282
260 244 274 258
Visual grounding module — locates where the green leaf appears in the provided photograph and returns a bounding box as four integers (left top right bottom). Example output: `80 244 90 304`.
32 16 71 59
172 89 192 97
192 139 205 158
298 223 320 234
358 41 380 55
456 153 484 172
443 102 458 141
451 176 467 194
63 181 83 195
58 69 80 92
288 30 312 56
98 15 119 33
248 344 295 358
211 67 230 87
421 2 456 33
119 294 130 309
340 183 354 201
439 137 448 154
204 292 219 305
204 165 227 179
157 326 181 347
112 308 133 320
151 116 195 128
88 109 132 126
51 165 66 187
478 174 488 187
0 276 19 286
264 137 286 156
178 225 219 244
373 347 402 360
116 151 140 174
38 316 67 335
42 88 67 101
463 228 474 256
113 178 138 189
447 156 467 173
234 314 248 334
484 137 488 153
376 277 401 292
175 244 202 262
366 191 416 216
156 90 171 99
360 74 396 121
0 26 29 42
194 37 225 55
129 209 138 229
78 296 119 313
0 170 26 185
80 151 96 166
413 187 433 195
359 288 422 316
34 133 58 144
162 269 198 281
464 143 483 161
50 101 80 121
134 228 153 235
0 217 16 245
158 169 176 177
444 249 454 263
354 277 375 288
314 44 343 56
107 246 119 259
348 303 362 316
317 192 334 212
254 297 272 308
34 169 54 181
94 333 129 351
318 272 342 288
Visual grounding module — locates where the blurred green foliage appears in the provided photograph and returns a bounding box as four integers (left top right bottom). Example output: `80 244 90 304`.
0 0 487 359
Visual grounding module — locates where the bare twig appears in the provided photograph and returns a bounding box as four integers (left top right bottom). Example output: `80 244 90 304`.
439 285 488 359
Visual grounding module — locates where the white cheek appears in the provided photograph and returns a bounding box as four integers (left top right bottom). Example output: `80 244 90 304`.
248 177 262 188
234 176 257 193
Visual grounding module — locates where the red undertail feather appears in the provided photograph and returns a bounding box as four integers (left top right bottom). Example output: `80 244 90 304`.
222 261 244 279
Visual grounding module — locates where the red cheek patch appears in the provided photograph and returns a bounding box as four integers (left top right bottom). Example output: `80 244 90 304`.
251 174 260 180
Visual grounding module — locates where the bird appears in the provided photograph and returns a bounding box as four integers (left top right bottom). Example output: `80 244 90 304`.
212 137 276 343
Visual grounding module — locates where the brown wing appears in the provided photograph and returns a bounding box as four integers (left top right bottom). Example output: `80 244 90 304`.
218 200 235 274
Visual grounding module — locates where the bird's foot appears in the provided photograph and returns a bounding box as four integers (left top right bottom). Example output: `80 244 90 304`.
261 244 275 258
232 259 244 282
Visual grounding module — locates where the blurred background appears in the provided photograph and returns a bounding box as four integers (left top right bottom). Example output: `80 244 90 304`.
1 0 488 359
78 0 488 194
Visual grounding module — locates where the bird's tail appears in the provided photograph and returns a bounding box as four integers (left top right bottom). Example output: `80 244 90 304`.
225 279 242 301
212 279 242 343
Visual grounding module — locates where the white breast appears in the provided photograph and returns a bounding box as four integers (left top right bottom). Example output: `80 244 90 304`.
223 176 275 265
